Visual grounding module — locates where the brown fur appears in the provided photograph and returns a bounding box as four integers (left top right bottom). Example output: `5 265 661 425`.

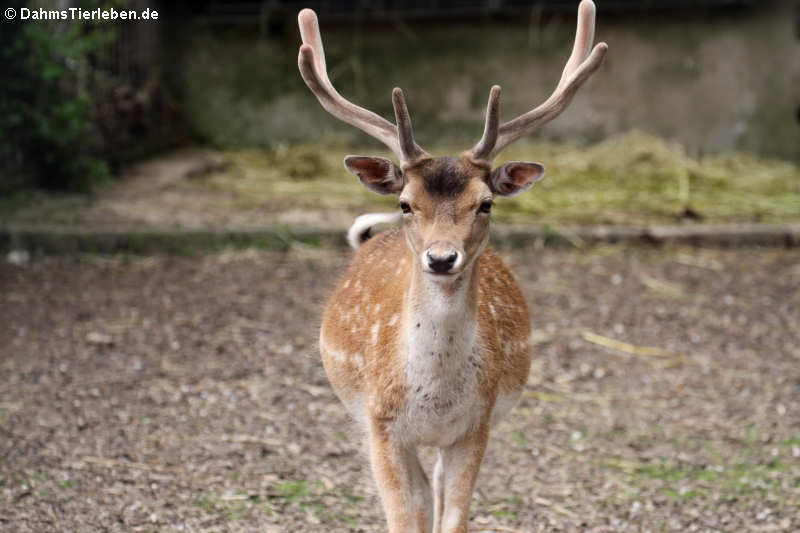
321 228 530 412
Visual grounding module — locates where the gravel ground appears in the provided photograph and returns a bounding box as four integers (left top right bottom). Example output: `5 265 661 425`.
1 244 798 532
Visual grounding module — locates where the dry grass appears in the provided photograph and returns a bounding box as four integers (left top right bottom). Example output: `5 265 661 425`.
2 132 798 231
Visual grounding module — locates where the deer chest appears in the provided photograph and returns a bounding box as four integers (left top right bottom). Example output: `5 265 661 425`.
391 318 486 447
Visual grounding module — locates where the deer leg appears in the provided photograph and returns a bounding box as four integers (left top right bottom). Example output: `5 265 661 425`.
432 450 445 533
439 423 490 533
408 447 433 532
368 417 432 533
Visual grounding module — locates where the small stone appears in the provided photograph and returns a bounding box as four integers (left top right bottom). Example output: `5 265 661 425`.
86 332 113 345
6 250 30 266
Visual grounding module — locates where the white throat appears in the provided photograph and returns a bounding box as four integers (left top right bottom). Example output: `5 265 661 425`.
398 262 483 446
408 260 476 328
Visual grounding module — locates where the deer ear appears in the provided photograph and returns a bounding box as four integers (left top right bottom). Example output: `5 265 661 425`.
344 156 404 195
490 161 545 197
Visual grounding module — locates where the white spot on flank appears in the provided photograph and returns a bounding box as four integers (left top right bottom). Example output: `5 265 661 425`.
374 304 381 313
325 345 347 363
489 303 496 317
388 313 399 326
371 322 381 344
343 280 350 289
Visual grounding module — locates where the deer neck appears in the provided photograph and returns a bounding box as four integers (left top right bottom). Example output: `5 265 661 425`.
402 252 481 364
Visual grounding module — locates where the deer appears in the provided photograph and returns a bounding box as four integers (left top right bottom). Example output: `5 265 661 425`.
299 2 607 531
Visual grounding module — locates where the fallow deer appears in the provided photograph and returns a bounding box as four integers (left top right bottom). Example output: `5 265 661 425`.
299 2 607 531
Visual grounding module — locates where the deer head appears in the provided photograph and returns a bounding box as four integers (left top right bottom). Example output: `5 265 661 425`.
298 0 607 278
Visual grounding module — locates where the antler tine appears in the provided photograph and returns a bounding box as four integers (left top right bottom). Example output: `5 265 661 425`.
392 88 427 164
557 0 597 91
470 85 502 162
483 0 608 161
297 9 428 165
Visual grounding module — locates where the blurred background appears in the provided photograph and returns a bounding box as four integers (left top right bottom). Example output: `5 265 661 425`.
1 2 799 532
1 0 798 233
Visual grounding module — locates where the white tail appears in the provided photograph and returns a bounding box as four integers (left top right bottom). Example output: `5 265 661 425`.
346 212 402 250
304 2 607 531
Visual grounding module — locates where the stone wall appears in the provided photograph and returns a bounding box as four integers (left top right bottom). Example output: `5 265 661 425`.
172 2 799 160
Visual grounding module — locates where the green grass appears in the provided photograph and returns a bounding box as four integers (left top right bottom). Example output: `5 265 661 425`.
272 479 323 500
271 479 364 525
476 496 523 522
3 132 797 230
194 493 255 521
574 422 800 513
510 429 528 447
192 478 365 526
596 444 797 505
213 131 800 226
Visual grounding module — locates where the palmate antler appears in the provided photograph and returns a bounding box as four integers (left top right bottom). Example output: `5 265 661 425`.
297 9 429 166
470 0 608 162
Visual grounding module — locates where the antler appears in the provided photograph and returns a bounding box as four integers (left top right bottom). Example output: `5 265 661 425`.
470 0 608 162
297 9 428 165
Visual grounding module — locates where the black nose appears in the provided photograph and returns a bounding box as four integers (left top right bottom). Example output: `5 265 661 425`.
427 251 458 273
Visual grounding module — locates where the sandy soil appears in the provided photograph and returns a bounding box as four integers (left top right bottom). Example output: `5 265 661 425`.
1 244 798 532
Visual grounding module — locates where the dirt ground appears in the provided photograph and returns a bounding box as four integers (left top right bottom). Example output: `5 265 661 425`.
1 244 798 532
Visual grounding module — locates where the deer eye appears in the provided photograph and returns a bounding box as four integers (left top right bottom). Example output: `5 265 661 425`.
478 200 493 214
399 201 412 214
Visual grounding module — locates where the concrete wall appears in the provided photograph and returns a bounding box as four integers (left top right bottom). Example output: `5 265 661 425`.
173 3 800 160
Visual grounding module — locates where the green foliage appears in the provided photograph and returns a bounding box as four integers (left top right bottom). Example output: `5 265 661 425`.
0 1 114 192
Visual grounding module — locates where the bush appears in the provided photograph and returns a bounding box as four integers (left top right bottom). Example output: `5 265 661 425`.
0 1 114 192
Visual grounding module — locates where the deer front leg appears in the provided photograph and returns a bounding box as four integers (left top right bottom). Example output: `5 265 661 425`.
438 423 490 533
432 450 445 533
368 417 432 533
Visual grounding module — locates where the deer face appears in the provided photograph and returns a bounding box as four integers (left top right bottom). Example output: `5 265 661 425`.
344 155 544 278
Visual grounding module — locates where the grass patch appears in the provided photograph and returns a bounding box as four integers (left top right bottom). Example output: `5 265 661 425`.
585 424 800 509
2 132 797 232
510 429 528 447
208 131 800 226
272 479 323 500
267 478 363 525
193 493 254 520
476 496 523 522
598 454 796 505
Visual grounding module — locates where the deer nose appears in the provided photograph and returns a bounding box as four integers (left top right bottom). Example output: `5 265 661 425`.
426 250 459 273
